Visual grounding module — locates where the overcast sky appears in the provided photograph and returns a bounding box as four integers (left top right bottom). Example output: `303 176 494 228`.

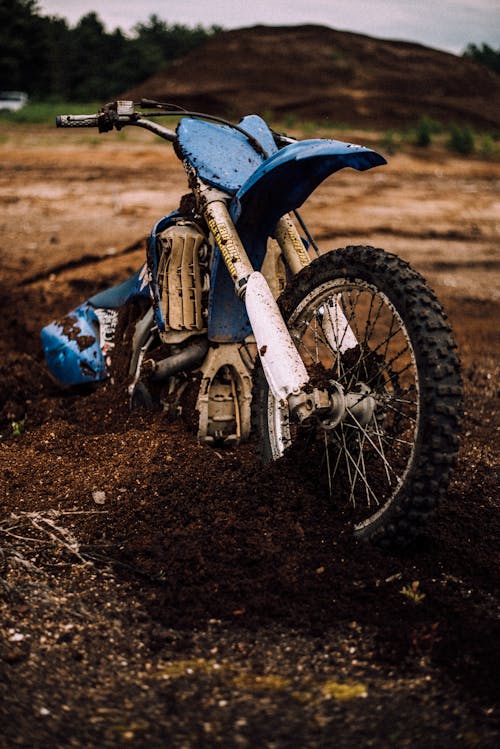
37 1 499 54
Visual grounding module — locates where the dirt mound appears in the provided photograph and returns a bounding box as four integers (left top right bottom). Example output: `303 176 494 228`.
124 24 500 129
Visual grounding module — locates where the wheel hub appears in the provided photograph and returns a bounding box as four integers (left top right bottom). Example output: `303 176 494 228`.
289 381 376 430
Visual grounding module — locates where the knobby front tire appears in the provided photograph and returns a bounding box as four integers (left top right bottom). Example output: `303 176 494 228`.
252 246 462 548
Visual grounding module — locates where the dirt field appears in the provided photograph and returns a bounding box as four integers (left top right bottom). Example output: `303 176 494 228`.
0 124 498 748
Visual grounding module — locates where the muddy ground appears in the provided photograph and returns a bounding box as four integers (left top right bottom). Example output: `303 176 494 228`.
0 125 498 748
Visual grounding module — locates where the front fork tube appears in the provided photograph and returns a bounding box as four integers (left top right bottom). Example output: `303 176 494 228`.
275 214 357 354
204 199 309 402
273 214 311 274
204 200 254 295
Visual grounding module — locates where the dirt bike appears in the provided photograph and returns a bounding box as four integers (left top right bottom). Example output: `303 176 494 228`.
42 100 462 548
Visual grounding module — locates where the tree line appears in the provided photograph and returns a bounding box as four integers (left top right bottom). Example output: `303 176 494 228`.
463 43 500 75
1 1 499 103
0 0 220 101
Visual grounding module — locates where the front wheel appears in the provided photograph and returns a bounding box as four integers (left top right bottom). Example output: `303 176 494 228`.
252 246 462 547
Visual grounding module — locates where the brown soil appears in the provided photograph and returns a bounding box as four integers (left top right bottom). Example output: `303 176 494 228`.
124 25 500 130
0 124 499 748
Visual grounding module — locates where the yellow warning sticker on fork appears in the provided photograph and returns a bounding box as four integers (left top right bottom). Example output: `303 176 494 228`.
206 212 238 280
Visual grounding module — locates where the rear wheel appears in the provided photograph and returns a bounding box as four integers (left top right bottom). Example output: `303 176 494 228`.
252 246 462 547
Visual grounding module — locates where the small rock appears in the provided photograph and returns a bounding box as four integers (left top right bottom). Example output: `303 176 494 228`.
9 632 25 642
92 490 106 505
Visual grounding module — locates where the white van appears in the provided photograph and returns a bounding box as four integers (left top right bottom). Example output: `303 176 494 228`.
0 91 29 111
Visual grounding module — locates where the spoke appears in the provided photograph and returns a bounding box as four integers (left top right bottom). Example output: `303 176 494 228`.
381 312 398 362
340 289 362 350
343 387 417 421
347 430 363 503
340 325 405 388
297 319 335 366
359 441 374 508
382 400 417 425
345 352 362 392
296 334 321 364
323 431 333 497
303 297 353 361
313 315 320 361
372 416 393 485
362 294 385 348
355 428 372 507
369 324 405 358
328 434 344 494
335 425 380 507
364 344 411 388
386 359 415 382
371 326 406 358
344 411 402 483
376 389 417 406
346 288 363 343
362 291 377 347
339 425 355 506
379 433 415 447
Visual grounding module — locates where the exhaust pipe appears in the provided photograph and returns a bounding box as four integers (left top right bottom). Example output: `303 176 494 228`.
145 338 209 382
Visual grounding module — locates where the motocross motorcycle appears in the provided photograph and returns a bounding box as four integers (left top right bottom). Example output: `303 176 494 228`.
42 100 462 547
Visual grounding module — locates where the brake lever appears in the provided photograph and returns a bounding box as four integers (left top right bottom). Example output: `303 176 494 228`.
98 100 138 132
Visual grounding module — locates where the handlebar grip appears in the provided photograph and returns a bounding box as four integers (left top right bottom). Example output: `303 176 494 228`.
56 114 99 128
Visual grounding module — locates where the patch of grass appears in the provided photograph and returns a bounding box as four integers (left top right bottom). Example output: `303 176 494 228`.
274 117 352 138
400 580 426 604
260 109 276 125
1 419 26 440
155 658 219 677
447 124 475 155
232 673 292 691
322 680 368 700
11 419 25 438
380 129 401 154
301 120 321 136
283 113 297 130
478 134 500 158
0 101 101 126
414 116 443 147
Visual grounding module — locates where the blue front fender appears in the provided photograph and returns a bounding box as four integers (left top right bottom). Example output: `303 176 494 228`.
232 138 386 230
208 139 386 341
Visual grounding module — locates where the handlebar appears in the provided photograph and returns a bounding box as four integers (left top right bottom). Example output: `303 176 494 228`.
55 101 295 150
56 114 99 128
56 106 177 142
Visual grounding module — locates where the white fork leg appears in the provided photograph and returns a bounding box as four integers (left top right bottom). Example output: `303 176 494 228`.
245 271 309 402
322 298 358 353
